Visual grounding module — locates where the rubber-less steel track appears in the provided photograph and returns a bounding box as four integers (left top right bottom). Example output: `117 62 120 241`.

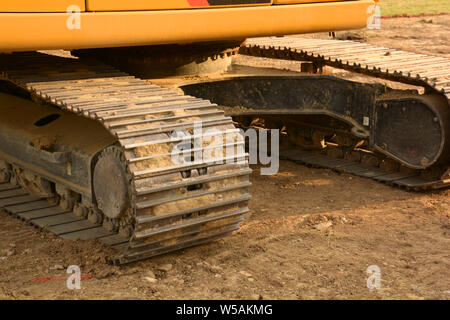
278 148 449 190
0 52 251 264
242 37 450 97
241 37 450 190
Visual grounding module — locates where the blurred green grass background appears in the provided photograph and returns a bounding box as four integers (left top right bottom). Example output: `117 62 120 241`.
379 0 450 16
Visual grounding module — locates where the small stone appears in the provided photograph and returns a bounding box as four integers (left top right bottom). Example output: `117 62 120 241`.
144 277 158 284
314 221 333 231
210 265 224 273
240 271 252 278
147 270 156 279
50 264 64 270
6 249 16 257
248 278 255 282
157 264 173 272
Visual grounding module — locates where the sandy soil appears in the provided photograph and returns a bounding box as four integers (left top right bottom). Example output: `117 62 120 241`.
365 15 450 58
1 161 449 300
1 16 449 300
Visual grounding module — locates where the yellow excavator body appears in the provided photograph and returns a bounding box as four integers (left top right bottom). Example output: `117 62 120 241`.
0 0 374 52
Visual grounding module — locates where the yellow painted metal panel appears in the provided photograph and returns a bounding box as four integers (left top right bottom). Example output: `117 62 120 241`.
0 0 85 12
87 0 272 11
0 1 374 52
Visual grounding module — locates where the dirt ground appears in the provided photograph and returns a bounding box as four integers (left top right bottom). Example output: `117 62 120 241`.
315 14 450 58
1 16 449 300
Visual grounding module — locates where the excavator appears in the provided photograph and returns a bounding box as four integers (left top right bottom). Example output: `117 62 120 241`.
0 1 448 264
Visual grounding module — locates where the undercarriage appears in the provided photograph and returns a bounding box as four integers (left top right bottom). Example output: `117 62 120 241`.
0 52 251 264
0 36 449 264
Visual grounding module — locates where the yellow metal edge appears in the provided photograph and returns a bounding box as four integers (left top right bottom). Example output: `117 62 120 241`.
0 0 85 13
86 0 272 11
0 0 374 52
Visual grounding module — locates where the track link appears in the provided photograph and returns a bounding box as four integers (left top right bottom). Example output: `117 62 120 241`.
279 149 449 191
240 37 450 190
0 182 124 243
0 52 251 264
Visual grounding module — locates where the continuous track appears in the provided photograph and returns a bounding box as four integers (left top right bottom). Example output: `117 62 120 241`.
240 37 450 190
242 37 450 97
0 52 251 264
